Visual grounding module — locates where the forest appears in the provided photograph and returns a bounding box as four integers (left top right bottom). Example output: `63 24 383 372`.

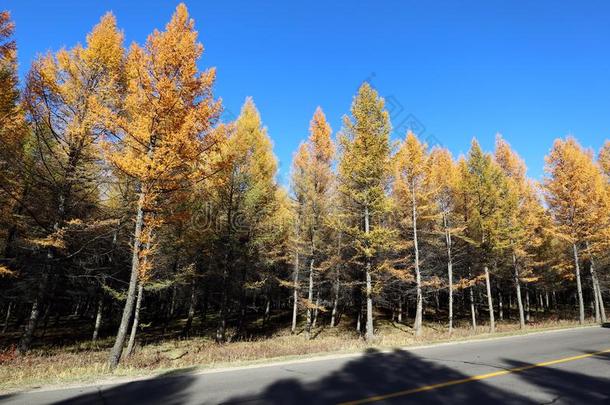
1 4 609 378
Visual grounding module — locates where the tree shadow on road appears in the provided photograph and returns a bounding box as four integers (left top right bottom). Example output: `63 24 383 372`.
223 348 534 404
502 351 610 404
7 346 609 404
52 368 199 405
3 367 201 405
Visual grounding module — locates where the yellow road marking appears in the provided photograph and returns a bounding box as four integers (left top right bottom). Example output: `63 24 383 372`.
339 348 610 405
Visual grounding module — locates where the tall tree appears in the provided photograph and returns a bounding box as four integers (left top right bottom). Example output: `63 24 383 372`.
494 135 544 329
209 98 278 342
463 140 509 333
393 131 431 336
17 12 124 354
102 4 221 367
291 107 335 338
544 137 608 325
0 10 24 260
428 147 459 333
337 83 392 341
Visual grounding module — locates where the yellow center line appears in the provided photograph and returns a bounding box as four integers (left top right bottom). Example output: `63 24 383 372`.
338 348 610 405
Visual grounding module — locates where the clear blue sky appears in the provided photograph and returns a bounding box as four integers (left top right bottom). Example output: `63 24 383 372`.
5 1 610 183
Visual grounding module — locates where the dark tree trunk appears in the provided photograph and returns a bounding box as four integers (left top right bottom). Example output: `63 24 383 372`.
18 272 48 354
125 283 144 357
2 301 13 333
183 280 197 338
108 192 145 368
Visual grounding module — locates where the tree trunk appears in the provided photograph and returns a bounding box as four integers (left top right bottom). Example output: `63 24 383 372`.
364 205 374 341
18 272 48 354
291 251 299 334
397 296 403 323
125 283 144 357
586 242 606 323
512 252 525 329
183 280 197 337
365 264 373 340
2 301 12 333
306 257 314 339
235 267 247 335
330 281 339 327
443 213 453 334
92 297 103 342
484 266 495 333
264 294 271 323
572 243 585 325
412 188 423 337
312 291 320 330
525 288 531 322
217 264 228 343
39 303 53 340
108 193 145 368
469 269 477 332
498 288 504 321
169 286 177 319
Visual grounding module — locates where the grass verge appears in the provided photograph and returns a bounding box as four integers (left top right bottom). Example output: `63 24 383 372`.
0 317 595 393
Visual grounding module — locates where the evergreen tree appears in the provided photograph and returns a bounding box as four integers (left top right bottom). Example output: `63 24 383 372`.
16 12 124 354
494 135 545 329
428 147 459 333
544 137 608 325
291 107 335 338
393 131 431 336
102 4 221 367
337 83 392 341
462 140 509 333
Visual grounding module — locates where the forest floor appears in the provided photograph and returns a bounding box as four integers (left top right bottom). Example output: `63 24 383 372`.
0 312 595 393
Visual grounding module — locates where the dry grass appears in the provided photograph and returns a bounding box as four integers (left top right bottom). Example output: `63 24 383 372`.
0 317 593 393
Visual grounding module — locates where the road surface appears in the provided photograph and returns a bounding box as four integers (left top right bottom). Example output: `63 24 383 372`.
2 326 609 404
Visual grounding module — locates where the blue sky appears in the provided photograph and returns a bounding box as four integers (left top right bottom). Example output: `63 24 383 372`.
5 1 610 183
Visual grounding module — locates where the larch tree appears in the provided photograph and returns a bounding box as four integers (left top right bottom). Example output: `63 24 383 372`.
237 98 280 335
494 135 544 329
393 131 431 336
428 146 459 333
594 141 610 322
102 4 221 367
338 83 392 341
0 10 25 263
463 140 509 333
209 98 278 342
17 13 124 354
598 141 610 179
291 107 335 339
544 137 608 325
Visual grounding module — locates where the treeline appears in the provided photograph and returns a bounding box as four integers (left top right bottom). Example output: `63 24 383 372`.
1 5 609 368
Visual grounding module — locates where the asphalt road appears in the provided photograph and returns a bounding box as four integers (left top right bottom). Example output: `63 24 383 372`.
2 326 609 404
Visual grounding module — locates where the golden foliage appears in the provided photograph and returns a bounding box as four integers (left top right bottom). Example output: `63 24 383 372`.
544 137 608 244
0 264 16 277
